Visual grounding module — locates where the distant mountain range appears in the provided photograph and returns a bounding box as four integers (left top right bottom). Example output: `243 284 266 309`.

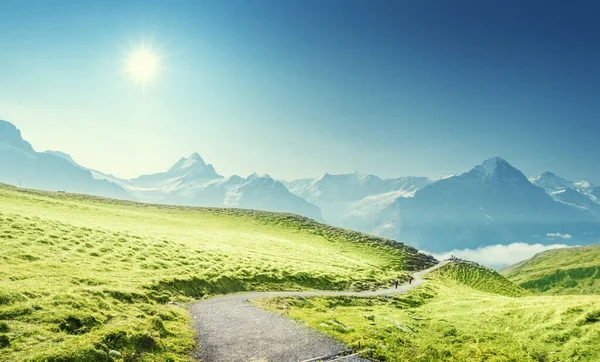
47 148 322 221
2 119 599 251
0 121 128 199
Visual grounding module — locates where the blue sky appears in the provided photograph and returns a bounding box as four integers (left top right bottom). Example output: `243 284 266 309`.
1 0 599 182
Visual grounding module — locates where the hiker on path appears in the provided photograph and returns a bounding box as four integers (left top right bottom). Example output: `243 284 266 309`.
408 276 414 285
394 279 399 289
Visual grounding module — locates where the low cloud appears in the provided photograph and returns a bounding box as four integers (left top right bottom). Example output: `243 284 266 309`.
546 232 572 239
424 242 573 270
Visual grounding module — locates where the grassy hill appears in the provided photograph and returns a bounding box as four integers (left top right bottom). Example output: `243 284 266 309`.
257 261 600 361
0 184 435 362
502 245 600 294
427 260 529 297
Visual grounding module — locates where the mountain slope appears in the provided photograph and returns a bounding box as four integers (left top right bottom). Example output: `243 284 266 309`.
0 120 129 199
501 245 600 294
0 183 435 361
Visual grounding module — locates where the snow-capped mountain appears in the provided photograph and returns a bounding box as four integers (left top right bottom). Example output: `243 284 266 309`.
162 170 323 220
283 171 430 225
0 120 321 219
130 153 221 189
115 153 224 202
0 120 129 199
72 151 323 220
381 157 599 251
531 171 600 217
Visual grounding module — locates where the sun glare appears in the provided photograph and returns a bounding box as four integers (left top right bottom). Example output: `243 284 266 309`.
126 44 161 84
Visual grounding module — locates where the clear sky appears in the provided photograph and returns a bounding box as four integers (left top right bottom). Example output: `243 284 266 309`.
1 0 599 182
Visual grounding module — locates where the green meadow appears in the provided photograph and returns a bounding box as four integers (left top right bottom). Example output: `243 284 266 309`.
4 183 600 362
256 261 600 362
0 184 434 361
502 245 600 295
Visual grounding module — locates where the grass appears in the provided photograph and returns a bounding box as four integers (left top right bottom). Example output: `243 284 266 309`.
427 260 529 297
256 261 600 361
501 245 600 294
0 184 435 361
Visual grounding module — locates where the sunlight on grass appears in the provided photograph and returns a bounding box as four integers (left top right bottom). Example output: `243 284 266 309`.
0 184 434 361
256 262 600 361
502 245 600 294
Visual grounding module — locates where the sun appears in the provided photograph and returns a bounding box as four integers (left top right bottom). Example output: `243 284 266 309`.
125 44 161 84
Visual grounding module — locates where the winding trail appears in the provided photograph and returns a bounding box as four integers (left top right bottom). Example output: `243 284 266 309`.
190 261 450 362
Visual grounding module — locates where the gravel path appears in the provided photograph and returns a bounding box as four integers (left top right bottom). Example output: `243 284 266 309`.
190 261 449 362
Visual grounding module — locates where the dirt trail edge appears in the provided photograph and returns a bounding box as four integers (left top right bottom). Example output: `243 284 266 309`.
190 260 450 362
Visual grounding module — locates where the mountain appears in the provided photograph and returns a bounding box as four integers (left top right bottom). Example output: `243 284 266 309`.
83 153 324 220
164 171 323 220
0 120 129 199
501 245 600 294
531 172 600 218
0 118 322 220
130 152 222 189
284 171 430 227
361 157 599 251
3 119 599 254
283 160 600 252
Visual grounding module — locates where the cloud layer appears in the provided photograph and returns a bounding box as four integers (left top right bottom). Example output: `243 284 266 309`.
424 242 573 270
546 232 572 239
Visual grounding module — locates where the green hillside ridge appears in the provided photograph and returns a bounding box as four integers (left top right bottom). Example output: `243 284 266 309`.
257 261 600 361
427 260 529 297
502 245 600 294
0 184 435 362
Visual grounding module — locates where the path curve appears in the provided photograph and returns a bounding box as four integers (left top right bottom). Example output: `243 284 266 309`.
190 261 450 362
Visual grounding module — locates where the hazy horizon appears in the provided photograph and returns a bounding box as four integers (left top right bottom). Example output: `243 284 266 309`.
2 0 599 182
1 118 593 184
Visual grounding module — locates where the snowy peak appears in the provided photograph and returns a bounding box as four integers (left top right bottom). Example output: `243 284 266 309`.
481 156 508 172
240 174 281 189
531 171 600 214
168 152 208 172
467 157 529 184
475 157 510 174
247 172 260 178
128 153 221 190
531 171 572 192
316 170 382 185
